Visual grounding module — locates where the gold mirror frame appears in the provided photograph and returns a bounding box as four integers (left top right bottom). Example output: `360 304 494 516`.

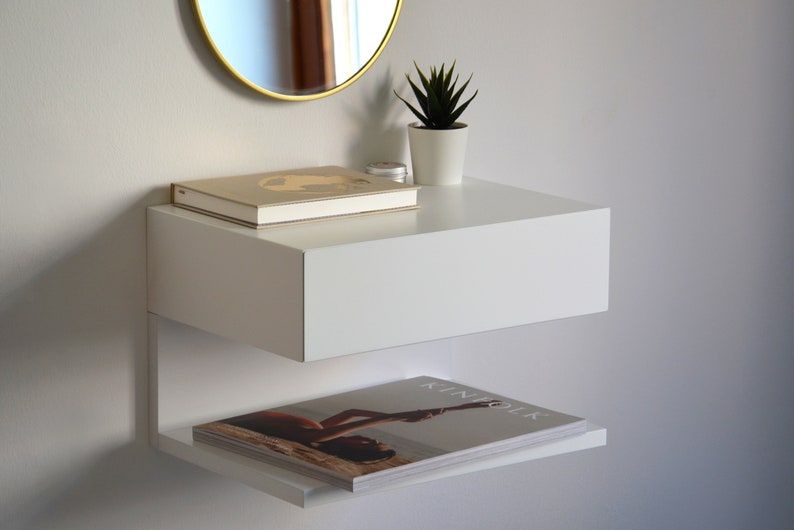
192 0 402 101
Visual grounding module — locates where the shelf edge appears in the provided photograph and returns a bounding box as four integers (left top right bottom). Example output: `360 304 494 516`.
157 423 606 508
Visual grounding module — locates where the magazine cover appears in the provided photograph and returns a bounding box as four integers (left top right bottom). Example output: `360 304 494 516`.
193 376 586 491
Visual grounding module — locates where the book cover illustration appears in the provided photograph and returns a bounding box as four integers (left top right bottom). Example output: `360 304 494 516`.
193 376 586 491
175 167 415 206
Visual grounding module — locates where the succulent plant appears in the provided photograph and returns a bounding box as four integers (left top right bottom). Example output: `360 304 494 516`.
394 61 478 130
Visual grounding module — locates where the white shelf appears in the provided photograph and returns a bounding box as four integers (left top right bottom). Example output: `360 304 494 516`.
147 177 610 362
157 423 606 508
146 177 610 507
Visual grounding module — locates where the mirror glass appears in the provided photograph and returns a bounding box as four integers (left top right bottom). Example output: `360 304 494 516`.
193 0 402 100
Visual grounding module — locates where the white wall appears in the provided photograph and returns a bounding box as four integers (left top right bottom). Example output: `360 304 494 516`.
1 1 792 528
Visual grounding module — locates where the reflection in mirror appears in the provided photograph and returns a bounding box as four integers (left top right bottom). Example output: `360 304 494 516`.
194 0 402 100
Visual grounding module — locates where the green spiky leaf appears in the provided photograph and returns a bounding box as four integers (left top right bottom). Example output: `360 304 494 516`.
394 60 478 130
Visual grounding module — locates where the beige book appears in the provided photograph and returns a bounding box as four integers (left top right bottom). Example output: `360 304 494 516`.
171 166 420 228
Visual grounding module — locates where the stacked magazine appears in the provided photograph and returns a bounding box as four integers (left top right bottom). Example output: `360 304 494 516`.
192 376 587 492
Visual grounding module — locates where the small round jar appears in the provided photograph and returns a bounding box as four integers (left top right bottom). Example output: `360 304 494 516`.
365 162 408 183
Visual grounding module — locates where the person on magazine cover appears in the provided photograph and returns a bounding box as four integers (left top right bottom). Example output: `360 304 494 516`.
224 401 500 463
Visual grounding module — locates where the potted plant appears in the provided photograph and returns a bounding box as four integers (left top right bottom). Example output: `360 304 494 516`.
394 61 478 185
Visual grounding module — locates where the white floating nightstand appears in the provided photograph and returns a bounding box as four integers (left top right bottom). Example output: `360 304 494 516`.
146 177 610 506
147 177 610 362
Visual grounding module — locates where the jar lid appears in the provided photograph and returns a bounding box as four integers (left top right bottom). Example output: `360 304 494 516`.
365 162 407 176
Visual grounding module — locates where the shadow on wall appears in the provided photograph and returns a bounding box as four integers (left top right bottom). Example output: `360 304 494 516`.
2 444 230 529
343 69 407 170
0 190 171 526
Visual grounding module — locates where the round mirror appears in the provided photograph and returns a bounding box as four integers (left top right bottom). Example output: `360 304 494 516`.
193 0 402 101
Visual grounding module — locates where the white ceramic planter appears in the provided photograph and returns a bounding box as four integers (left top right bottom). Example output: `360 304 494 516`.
407 122 469 185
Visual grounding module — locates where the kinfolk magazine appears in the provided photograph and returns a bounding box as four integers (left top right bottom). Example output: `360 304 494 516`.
192 376 587 492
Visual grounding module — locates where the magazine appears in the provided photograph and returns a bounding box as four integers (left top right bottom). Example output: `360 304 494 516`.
192 376 587 492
